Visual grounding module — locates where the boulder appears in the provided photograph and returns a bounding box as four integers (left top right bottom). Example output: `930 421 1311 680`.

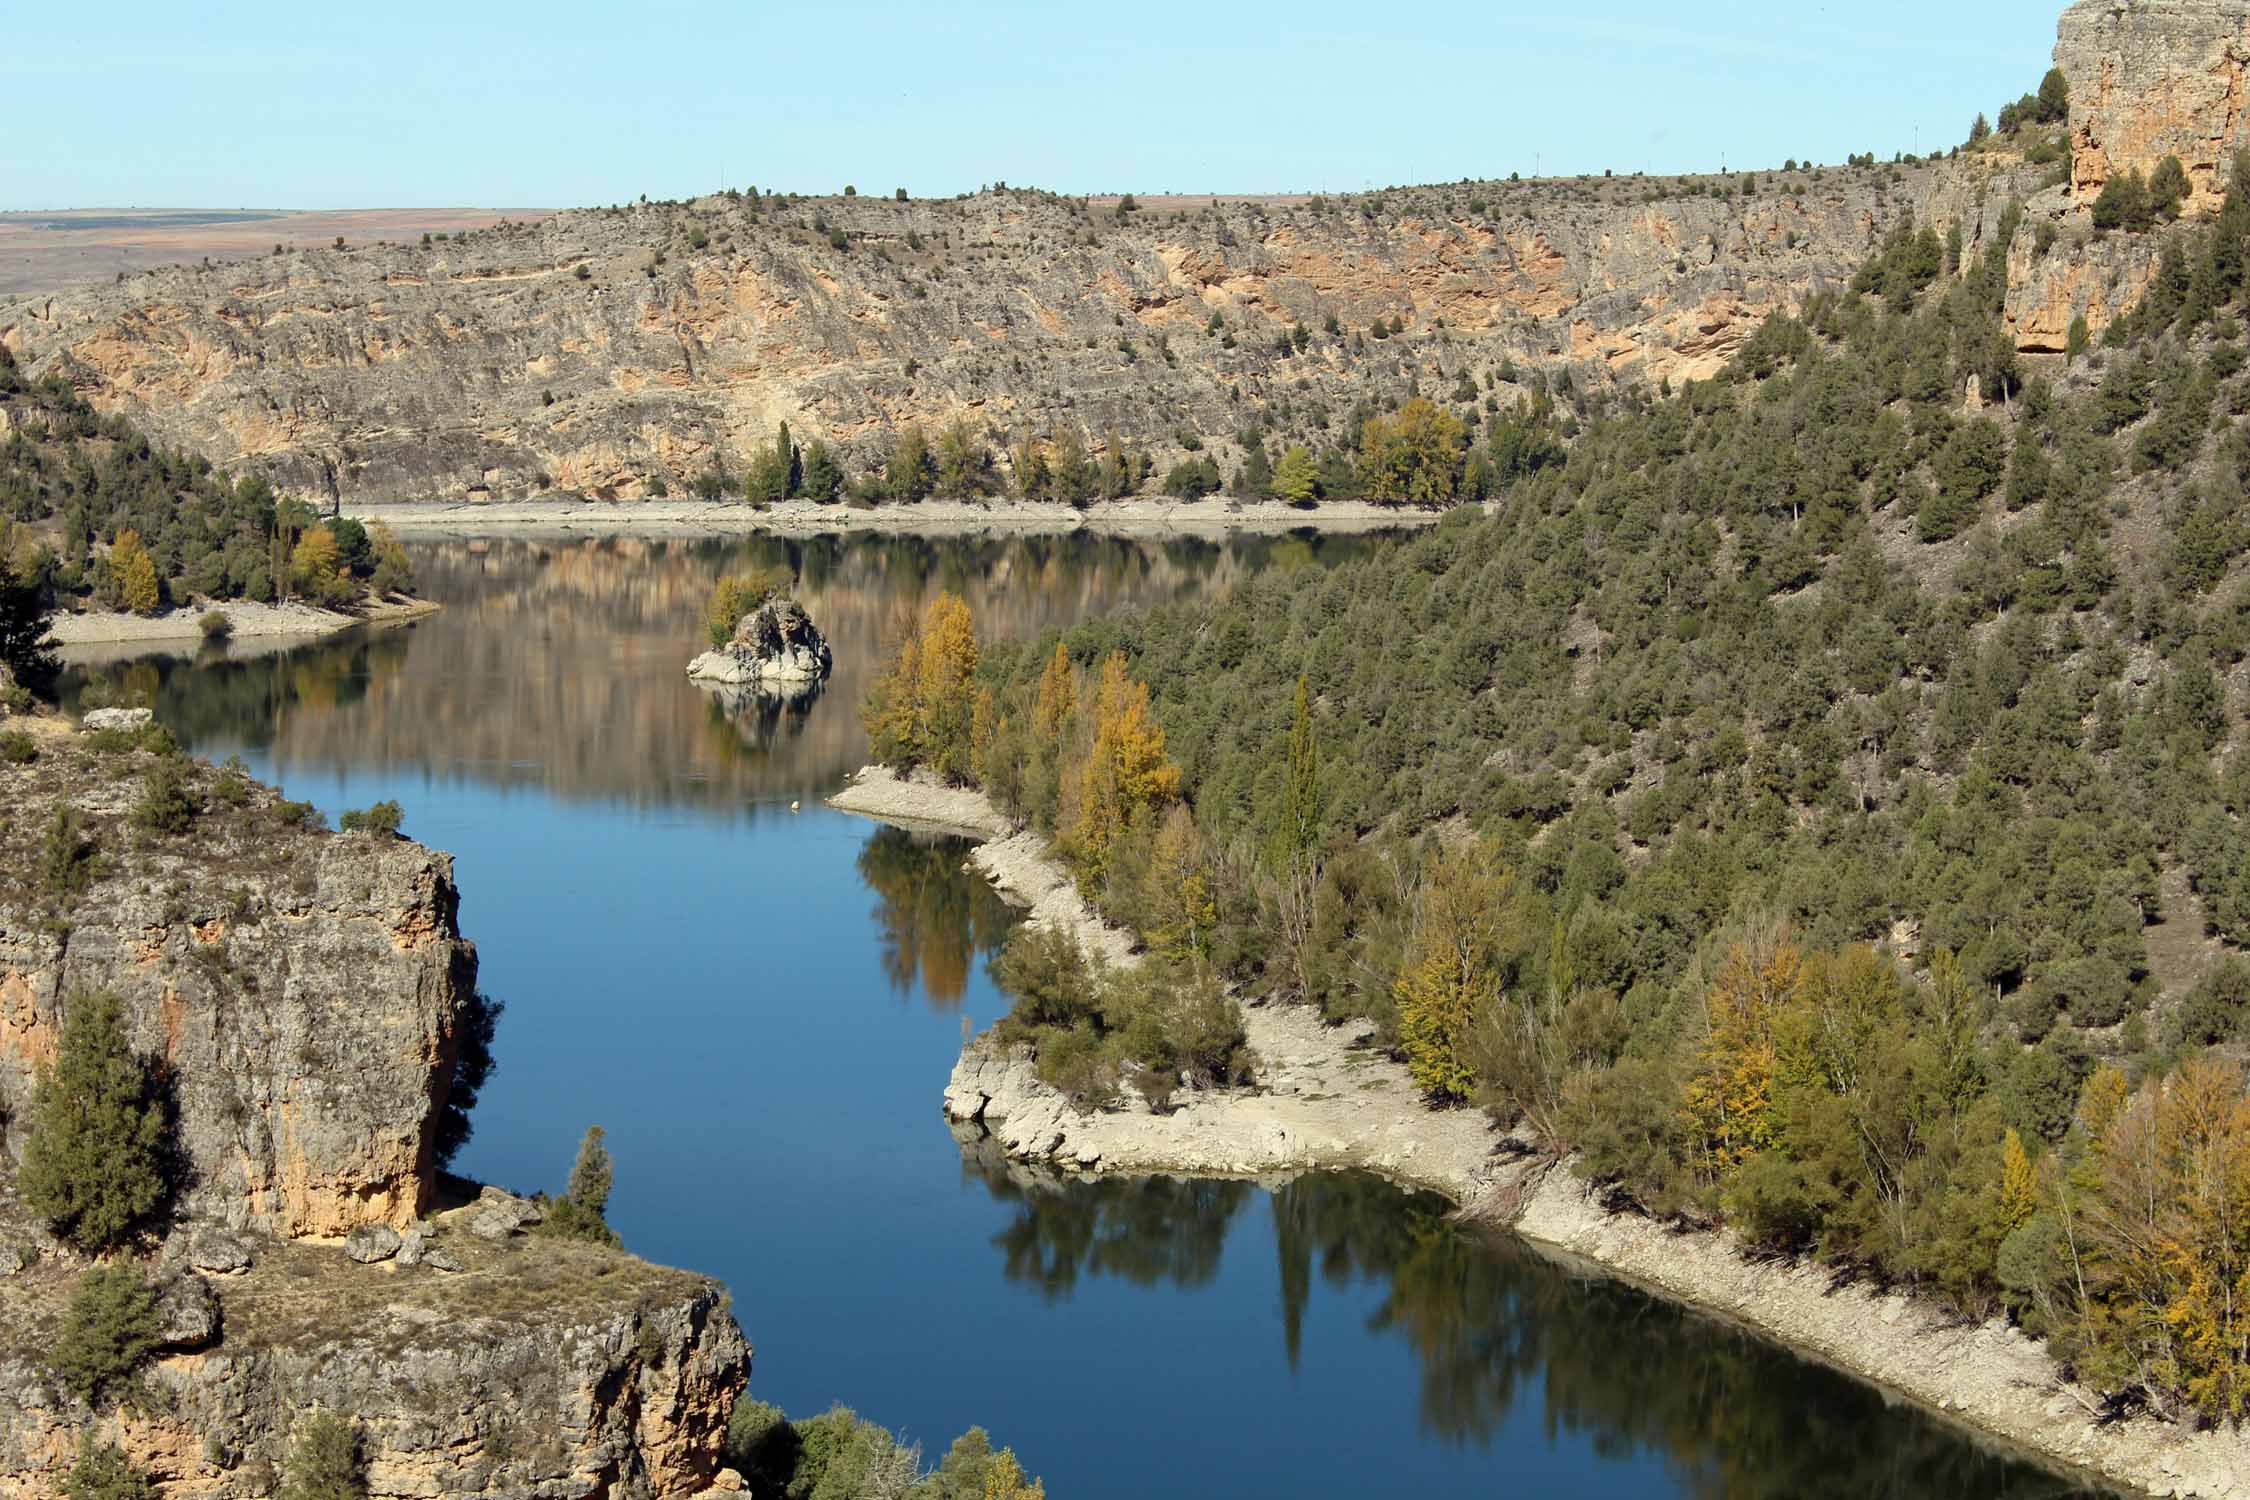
395 1225 430 1267
154 1273 221 1349
687 596 832 697
186 1226 254 1275
345 1224 402 1264
419 1245 464 1272
80 707 152 733
466 1187 542 1241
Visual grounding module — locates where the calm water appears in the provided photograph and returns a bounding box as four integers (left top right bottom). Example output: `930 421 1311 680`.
62 530 2110 1499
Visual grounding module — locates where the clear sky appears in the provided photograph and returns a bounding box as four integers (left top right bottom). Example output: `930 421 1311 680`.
9 1 2068 210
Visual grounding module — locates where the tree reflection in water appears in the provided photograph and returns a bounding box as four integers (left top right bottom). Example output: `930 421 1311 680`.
855 827 1016 1007
958 1140 2115 1499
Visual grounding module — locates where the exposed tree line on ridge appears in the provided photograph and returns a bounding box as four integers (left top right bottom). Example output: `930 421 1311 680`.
860 159 2250 1422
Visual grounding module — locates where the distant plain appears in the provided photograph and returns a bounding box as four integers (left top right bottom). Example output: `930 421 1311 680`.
0 206 554 296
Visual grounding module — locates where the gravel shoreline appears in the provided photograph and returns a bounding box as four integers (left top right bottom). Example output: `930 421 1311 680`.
347 496 1439 538
829 764 2246 1499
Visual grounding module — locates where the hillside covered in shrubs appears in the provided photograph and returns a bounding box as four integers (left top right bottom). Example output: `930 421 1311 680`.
874 160 2250 1422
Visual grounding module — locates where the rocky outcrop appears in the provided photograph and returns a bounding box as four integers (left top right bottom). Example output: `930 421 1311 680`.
0 157 2047 506
685 596 831 696
2059 0 2250 211
0 732 478 1237
0 1218 748 1500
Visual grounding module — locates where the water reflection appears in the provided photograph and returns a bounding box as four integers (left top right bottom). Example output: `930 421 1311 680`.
856 827 1016 1007
958 1145 2115 1499
59 528 1388 808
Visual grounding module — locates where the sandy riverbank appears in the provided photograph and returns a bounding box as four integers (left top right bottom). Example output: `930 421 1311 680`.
346 496 1439 538
45 596 441 647
829 764 2245 1500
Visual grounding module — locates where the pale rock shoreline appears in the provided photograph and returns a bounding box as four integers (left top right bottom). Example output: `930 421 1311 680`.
348 495 1440 538
46 594 441 646
828 764 2250 1499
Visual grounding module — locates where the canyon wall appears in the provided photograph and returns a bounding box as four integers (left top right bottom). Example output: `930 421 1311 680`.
0 161 2045 507
0 735 476 1237
2060 0 2250 211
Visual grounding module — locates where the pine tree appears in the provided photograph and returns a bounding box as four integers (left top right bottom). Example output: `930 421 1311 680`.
0 523 58 694
20 993 169 1253
541 1124 620 1247
799 439 842 503
52 1265 160 1406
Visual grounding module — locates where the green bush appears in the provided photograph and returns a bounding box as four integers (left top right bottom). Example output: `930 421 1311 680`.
338 800 403 838
52 1265 160 1406
61 1438 155 1500
39 807 99 897
0 730 35 763
20 992 169 1252
131 757 199 835
198 609 233 642
279 1411 363 1500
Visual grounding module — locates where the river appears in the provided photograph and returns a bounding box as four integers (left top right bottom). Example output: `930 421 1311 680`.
59 529 2112 1499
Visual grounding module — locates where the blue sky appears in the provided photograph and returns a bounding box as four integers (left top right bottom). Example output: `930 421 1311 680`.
11 2 2066 210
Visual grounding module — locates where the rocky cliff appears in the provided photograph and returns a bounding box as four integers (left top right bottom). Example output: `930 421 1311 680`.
0 725 476 1237
0 719 754 1498
0 159 2044 507
2059 0 2250 211
0 3 2227 511
0 1204 746 1500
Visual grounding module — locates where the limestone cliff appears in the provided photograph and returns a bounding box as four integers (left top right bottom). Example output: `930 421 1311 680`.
0 730 476 1237
2059 0 2250 212
0 3 2237 509
0 160 2043 507
0 723 754 1498
0 1214 747 1500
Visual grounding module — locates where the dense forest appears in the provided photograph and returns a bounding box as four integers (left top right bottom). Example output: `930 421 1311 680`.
0 343 411 636
856 158 2250 1420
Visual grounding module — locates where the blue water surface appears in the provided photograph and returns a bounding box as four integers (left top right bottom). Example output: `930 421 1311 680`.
61 531 2111 1500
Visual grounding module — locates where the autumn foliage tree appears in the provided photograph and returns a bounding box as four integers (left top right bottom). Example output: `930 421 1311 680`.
862 591 980 781
1060 651 1181 881
1360 397 1467 506
106 531 160 616
1393 845 1511 1100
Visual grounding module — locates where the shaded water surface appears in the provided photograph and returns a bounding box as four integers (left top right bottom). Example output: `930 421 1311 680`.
62 530 2111 1499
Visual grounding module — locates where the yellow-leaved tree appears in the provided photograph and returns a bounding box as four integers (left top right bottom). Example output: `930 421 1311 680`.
1393 844 1510 1101
1140 802 1217 962
1062 651 1180 880
860 590 980 780
109 530 161 615
1360 396 1466 506
1680 931 1802 1183
292 526 350 605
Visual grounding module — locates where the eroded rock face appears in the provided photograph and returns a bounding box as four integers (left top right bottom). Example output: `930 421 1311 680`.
0 1235 749 1500
0 162 2047 505
0 745 479 1237
2059 0 2250 212
686 597 832 698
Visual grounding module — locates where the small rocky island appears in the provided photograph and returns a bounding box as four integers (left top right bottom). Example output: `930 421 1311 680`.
686 590 832 699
